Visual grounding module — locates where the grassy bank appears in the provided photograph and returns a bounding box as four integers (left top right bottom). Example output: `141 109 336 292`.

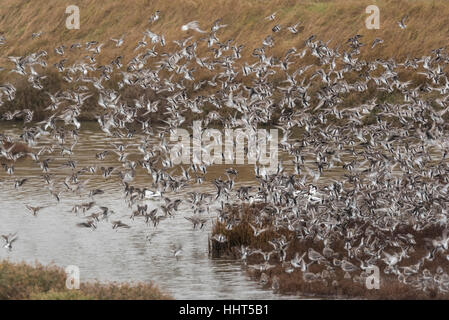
0 0 449 121
1 0 449 61
0 260 172 300
211 204 449 300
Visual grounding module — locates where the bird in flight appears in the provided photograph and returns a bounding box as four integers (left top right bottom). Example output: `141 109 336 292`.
265 12 277 21
25 205 47 217
397 15 408 29
181 21 206 33
2 232 18 251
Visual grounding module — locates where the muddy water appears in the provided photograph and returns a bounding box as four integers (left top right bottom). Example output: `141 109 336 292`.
0 122 302 299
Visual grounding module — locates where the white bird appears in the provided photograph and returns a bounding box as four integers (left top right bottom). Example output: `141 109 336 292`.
25 205 47 217
212 233 227 243
148 10 160 24
371 38 384 49
287 21 301 34
2 233 18 251
110 35 125 47
382 251 401 267
181 21 206 33
249 223 269 237
341 259 359 273
144 189 162 199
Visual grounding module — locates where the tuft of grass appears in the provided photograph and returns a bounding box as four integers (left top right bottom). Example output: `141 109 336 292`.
0 260 172 300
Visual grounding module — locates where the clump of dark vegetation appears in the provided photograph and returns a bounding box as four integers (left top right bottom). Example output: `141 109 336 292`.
211 204 449 299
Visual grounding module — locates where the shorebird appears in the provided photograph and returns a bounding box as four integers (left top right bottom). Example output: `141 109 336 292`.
397 15 408 29
260 272 269 285
341 260 359 273
308 248 326 264
272 24 281 33
211 19 227 32
249 262 275 272
110 35 125 47
265 12 277 21
249 223 269 237
303 272 317 283
14 178 27 189
287 21 302 34
2 233 18 251
171 244 183 260
254 249 274 262
237 245 254 262
212 233 227 243
184 215 208 229
32 32 43 39
291 252 306 268
181 21 206 33
144 189 162 199
25 205 47 217
112 220 131 230
148 10 160 24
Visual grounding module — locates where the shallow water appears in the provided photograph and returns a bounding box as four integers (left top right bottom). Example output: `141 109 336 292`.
0 122 301 299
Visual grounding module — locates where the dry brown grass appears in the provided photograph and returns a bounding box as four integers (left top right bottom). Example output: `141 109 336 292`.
211 203 449 299
0 260 172 300
1 0 449 63
0 1 448 121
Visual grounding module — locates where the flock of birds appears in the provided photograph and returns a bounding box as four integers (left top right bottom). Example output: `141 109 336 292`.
0 10 449 297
